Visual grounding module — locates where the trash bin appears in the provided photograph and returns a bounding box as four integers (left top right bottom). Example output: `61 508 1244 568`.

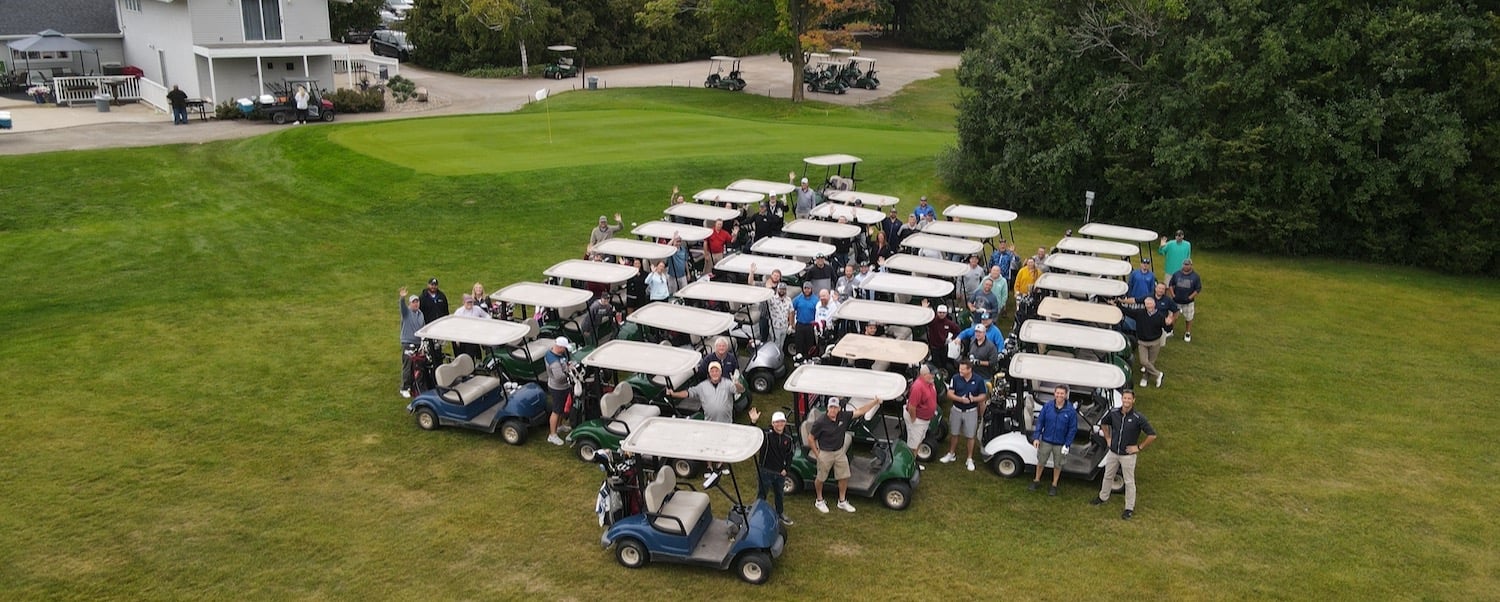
587 76 598 90
0 111 12 130
379 65 389 81
94 93 112 112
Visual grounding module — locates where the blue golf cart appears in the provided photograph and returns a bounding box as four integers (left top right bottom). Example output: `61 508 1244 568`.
404 316 551 445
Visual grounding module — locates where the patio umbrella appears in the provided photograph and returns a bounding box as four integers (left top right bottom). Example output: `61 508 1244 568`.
7 29 102 82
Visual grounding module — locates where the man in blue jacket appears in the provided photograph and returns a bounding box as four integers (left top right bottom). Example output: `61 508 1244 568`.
1030 385 1078 496
1127 258 1157 301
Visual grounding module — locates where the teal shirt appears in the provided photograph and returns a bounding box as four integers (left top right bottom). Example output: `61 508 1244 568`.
1159 240 1191 276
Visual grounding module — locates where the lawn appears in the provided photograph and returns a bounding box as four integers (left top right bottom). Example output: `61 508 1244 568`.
1 73 1497 600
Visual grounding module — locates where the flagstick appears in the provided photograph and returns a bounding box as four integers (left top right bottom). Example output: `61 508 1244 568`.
545 95 553 144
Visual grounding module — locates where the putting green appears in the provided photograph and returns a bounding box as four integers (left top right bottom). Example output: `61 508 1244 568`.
328 109 953 176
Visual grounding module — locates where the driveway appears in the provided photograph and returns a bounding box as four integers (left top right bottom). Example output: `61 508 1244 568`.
0 47 958 156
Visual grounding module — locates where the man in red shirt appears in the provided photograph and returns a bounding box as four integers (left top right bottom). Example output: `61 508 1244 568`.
905 365 938 453
704 219 737 275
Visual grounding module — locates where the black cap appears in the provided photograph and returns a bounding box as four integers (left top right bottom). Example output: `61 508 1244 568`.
428 278 439 285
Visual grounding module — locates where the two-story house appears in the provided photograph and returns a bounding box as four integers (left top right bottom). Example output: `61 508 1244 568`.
2 0 125 78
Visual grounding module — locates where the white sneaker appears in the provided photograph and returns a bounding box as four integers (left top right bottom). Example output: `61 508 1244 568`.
399 389 411 398
1184 332 1192 342
837 499 856 513
547 434 564 446
1156 372 1165 388
814 499 829 513
966 458 975 471
939 453 957 464
1139 378 1147 388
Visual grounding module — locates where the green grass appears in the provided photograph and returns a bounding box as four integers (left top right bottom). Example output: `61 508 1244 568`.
1 74 1498 600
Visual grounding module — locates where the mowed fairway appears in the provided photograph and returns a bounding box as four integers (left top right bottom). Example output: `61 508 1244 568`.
1 77 1497 600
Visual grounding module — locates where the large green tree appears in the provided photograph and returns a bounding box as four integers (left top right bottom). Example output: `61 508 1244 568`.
947 1 1499 274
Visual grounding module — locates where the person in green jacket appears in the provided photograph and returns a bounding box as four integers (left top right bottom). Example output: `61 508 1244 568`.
1158 229 1192 277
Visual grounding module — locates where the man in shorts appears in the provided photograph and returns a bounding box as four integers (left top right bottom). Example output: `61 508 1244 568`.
939 360 989 471
810 396 883 513
905 365 938 455
544 337 575 446
1030 385 1078 496
1168 258 1202 342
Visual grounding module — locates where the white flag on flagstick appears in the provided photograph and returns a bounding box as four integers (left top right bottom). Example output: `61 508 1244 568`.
534 88 549 102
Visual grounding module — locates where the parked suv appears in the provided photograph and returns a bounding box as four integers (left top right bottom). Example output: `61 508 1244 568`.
370 30 413 61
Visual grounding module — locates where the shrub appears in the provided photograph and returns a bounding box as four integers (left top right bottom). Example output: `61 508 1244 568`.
214 100 244 120
328 88 386 113
462 66 526 79
387 75 417 103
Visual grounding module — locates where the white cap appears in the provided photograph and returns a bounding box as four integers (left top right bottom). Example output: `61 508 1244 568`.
554 336 573 349
771 411 787 423
800 177 809 184
936 304 949 313
826 397 841 410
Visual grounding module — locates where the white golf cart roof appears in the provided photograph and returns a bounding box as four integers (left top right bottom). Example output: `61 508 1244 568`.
942 204 1019 224
881 254 971 278
783 364 908 400
544 259 638 285
674 280 775 305
825 189 899 207
621 418 764 463
831 298 935 326
857 272 955 298
664 203 739 223
727 179 796 196
809 202 884 225
830 334 930 366
547 45 577 52
1033 272 1128 297
781 219 863 240
849 56 876 65
713 253 807 277
627 302 736 337
1044 253 1134 278
710 55 739 62
1055 237 1139 257
582 339 702 376
491 281 594 308
803 154 862 167
922 221 1001 240
1019 321 1127 353
1036 297 1123 325
1008 352 1127 390
899 232 984 256
630 221 711 244
414 315 531 346
1078 222 1158 243
593 236 680 260
692 188 764 205
829 48 856 57
807 52 831 62
751 236 837 259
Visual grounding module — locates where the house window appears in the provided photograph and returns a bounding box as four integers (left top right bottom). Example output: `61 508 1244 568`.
26 51 71 60
242 0 283 41
123 0 142 11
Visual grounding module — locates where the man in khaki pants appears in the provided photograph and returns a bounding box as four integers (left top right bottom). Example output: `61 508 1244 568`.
1090 390 1158 520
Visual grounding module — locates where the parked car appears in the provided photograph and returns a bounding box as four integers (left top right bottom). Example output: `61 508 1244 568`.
370 29 413 61
341 28 373 44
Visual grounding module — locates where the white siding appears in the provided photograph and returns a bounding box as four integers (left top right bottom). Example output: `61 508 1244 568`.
191 0 252 45
282 1 334 43
117 0 198 94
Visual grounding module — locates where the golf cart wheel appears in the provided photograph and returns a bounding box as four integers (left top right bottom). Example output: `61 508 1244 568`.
574 437 600 463
271 112 288 125
990 452 1024 479
413 408 438 431
321 110 335 123
780 474 802 495
734 551 772 585
615 538 648 569
878 480 912 511
916 441 935 462
1109 470 1126 494
749 369 775 394
500 419 528 445
671 458 697 479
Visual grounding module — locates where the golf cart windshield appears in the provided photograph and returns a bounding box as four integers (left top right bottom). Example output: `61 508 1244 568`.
831 299 935 327
692 189 764 205
713 253 806 277
1055 237 1139 257
1007 352 1127 390
783 364 907 400
664 203 739 223
825 190 898 207
674 280 774 305
636 217 711 241
857 272 955 298
1035 297 1123 325
545 259 638 285
1019 321 1127 353
781 219 863 240
899 233 984 256
881 254 970 278
627 302 736 337
1033 272 1128 298
414 315 531 346
830 334 930 366
1078 222 1158 243
1043 254 1134 278
941 204 1019 224
727 179 796 196
921 221 1000 240
809 202 884 225
583 340 701 377
750 236 836 259
594 236 680 260
620 418 764 463
492 281 594 309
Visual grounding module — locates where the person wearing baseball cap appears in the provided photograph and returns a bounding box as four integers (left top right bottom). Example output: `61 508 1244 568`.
810 396 884 513
544 337 576 446
587 212 624 255
795 176 816 219
914 195 936 221
748 407 797 526
396 287 427 398
922 299 960 371
419 278 449 325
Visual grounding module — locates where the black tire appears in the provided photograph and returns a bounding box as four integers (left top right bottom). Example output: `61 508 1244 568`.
271 112 288 125
916 441 935 462
615 538 648 569
781 474 802 495
574 437 600 462
321 110 335 123
990 452 1024 478
500 419 528 445
749 369 775 394
671 458 696 479
878 480 912 510
413 408 438 431
807 83 814 93
734 551 772 585
1110 470 1126 493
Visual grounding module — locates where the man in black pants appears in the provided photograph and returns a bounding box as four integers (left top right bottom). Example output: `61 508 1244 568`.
748 408 796 526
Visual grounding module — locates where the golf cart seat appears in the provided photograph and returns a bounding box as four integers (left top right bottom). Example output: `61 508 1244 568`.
650 365 697 390
644 468 710 535
599 383 660 437
886 325 913 341
509 319 553 361
799 405 854 455
434 354 501 405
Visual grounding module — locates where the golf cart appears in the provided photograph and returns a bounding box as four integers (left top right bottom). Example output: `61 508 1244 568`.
672 280 784 394
881 254 972 311
804 53 847 95
749 236 836 262
404 316 551 445
809 202 884 225
726 179 796 198
595 418 786 584
488 281 594 380
618 303 750 412
1077 222 1159 260
980 352 1128 492
802 154 861 193
692 188 765 208
856 271 955 305
899 232 985 260
824 332 950 461
542 259 638 343
779 219 866 266
592 237 680 264
828 297 934 345
1019 319 1130 375
1034 297 1123 327
1054 236 1139 258
543 45 579 79
781 364 920 510
1043 253 1134 279
566 340 702 463
825 189 899 208
711 252 807 288
664 202 740 228
942 204 1020 249
848 56 879 89
704 56 746 91
259 78 335 125
1032 272 1129 301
